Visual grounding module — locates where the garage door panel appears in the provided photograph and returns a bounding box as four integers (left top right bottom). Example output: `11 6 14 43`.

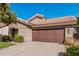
32 29 64 44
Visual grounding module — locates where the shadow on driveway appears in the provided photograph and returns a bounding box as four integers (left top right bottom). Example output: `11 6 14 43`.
58 52 66 56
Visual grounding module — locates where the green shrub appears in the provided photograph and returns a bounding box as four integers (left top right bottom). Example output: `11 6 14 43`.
66 45 79 56
2 35 9 42
14 35 24 43
0 42 16 48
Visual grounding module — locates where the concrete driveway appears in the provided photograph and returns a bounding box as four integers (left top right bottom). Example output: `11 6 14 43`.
0 42 66 56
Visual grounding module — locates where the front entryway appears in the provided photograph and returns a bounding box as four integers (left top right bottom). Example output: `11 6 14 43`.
9 28 18 40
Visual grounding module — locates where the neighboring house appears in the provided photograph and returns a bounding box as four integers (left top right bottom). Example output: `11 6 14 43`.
0 14 77 44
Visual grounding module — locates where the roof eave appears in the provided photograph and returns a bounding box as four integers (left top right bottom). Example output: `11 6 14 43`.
32 22 76 28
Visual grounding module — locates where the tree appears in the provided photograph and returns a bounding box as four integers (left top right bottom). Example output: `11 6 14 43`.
1 12 16 26
0 4 3 22
76 17 79 33
0 3 16 41
0 3 16 25
74 17 79 40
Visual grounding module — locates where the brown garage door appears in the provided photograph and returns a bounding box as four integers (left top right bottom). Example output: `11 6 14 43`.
32 29 64 44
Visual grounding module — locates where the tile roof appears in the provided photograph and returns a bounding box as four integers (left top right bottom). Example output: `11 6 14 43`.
16 18 35 27
0 14 77 29
32 16 77 27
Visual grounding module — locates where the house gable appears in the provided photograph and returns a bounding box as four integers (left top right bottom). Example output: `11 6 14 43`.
27 14 46 24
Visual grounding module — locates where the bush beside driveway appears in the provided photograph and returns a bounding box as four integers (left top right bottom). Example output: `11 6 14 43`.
0 42 16 49
0 42 65 56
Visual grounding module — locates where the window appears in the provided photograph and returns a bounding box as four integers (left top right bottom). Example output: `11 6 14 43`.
67 28 70 34
73 28 77 34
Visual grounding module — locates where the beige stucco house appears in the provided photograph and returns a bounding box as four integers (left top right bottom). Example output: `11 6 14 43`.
0 14 77 44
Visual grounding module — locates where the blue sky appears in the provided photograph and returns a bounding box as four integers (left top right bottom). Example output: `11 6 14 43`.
11 3 79 20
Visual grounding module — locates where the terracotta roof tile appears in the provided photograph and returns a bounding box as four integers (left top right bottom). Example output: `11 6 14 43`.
32 16 77 27
34 16 76 25
16 18 35 27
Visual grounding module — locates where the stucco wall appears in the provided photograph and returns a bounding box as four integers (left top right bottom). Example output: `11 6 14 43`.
65 27 74 39
30 18 44 24
0 26 9 35
17 23 32 42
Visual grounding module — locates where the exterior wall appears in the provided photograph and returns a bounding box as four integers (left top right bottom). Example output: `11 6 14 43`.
30 18 44 24
17 23 32 42
0 26 9 35
65 27 74 40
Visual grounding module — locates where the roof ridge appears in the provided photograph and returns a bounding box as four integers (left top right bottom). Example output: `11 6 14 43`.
46 16 76 20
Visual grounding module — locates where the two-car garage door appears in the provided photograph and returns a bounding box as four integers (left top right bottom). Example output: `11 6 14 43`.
32 29 64 44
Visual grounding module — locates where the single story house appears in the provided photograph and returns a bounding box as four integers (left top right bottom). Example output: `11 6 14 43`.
0 14 77 44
